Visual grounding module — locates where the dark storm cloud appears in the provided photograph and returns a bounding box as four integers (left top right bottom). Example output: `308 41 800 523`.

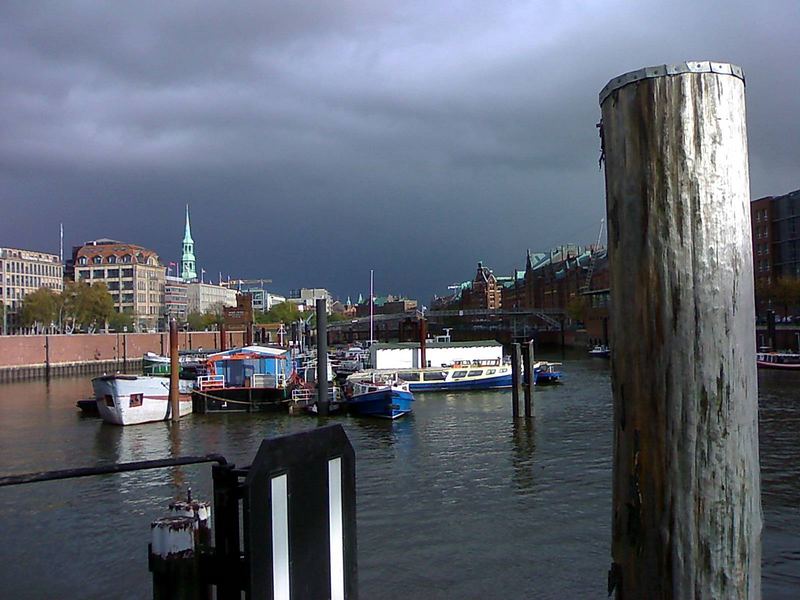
1 0 798 301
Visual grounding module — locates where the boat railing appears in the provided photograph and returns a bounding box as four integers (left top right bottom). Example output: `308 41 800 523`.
252 373 277 388
291 387 316 406
290 386 340 406
197 374 225 391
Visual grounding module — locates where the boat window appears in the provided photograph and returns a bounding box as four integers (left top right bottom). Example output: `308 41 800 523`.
423 371 447 381
397 372 419 382
452 370 467 379
487 369 496 375
467 370 483 377
104 395 114 407
129 394 143 408
499 368 508 373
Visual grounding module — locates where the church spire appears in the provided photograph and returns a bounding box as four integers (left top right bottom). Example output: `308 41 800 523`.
181 204 197 282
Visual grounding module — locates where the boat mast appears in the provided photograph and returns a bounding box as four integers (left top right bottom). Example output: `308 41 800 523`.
369 269 374 344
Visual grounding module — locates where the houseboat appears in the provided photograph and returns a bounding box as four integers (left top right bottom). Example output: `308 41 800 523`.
193 345 294 412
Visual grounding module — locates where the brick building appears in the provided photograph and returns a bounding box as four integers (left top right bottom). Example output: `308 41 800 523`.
71 239 165 332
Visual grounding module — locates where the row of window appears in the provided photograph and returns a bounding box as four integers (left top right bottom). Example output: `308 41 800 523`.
1 261 61 277
755 243 770 256
0 275 62 290
754 208 769 222
78 268 134 279
77 253 158 266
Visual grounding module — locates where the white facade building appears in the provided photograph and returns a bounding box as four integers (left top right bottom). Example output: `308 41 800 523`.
187 282 237 314
1 247 64 334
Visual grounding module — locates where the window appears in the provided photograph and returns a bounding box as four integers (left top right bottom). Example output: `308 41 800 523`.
486 369 496 375
423 371 447 381
92 269 104 279
122 255 131 263
397 371 420 382
78 257 87 265
467 370 483 377
108 255 117 264
107 269 119 278
452 370 467 379
93 256 102 264
136 253 144 263
122 268 133 277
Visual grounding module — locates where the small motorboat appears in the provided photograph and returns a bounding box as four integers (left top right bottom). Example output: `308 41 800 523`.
344 374 414 419
588 345 611 358
533 361 562 385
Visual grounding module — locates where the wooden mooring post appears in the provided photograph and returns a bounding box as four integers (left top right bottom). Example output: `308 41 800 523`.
510 343 521 419
521 339 534 419
169 318 180 423
600 62 761 598
316 298 329 416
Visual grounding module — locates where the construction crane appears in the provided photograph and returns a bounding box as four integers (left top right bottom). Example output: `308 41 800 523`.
223 278 273 290
581 219 605 293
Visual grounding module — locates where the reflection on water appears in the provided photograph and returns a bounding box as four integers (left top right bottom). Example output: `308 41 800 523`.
510 420 536 495
0 361 797 598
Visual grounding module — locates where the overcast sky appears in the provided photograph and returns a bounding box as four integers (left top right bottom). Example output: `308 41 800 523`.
1 1 798 302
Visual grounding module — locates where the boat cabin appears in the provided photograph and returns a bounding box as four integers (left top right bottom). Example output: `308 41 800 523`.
204 345 292 389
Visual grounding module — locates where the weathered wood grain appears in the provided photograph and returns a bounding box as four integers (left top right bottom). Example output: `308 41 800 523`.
601 67 761 599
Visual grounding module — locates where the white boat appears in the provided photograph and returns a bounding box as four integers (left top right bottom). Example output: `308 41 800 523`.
92 374 194 425
588 345 610 358
348 360 513 391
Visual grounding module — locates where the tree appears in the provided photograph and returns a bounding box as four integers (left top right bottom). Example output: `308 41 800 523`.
20 287 57 333
58 281 115 333
566 295 589 326
187 311 206 331
257 301 304 324
771 277 800 319
108 311 134 332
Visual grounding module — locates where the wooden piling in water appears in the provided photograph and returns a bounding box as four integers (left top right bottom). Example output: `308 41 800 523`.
169 319 180 423
510 343 521 419
522 339 534 419
316 298 329 416
600 61 761 598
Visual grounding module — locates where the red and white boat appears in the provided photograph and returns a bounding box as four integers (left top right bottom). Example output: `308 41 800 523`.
756 352 800 370
92 374 194 425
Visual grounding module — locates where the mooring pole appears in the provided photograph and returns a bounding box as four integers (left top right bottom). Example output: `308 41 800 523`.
169 318 180 423
600 61 761 598
510 343 521 419
316 298 329 416
219 323 227 351
766 309 776 350
522 339 534 419
419 317 428 368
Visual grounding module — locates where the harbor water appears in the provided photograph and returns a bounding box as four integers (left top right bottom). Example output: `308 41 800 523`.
0 356 797 598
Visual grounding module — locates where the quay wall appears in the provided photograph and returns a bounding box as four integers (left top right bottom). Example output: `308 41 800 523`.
0 331 246 382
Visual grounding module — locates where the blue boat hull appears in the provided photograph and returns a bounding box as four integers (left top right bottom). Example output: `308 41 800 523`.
346 388 414 419
534 370 561 385
409 373 513 392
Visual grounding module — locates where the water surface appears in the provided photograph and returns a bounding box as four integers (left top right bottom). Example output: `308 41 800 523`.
0 357 796 598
